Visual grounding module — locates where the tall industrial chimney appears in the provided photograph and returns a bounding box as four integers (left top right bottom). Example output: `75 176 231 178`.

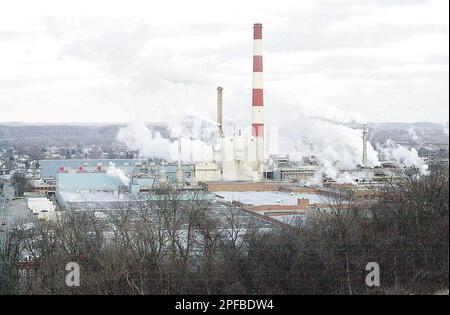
217 86 223 137
252 23 264 165
252 23 264 138
362 124 368 167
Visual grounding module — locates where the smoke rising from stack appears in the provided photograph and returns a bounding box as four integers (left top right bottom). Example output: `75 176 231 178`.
276 114 380 184
363 123 368 167
106 162 130 186
116 120 172 160
379 139 429 175
116 119 213 162
217 86 223 137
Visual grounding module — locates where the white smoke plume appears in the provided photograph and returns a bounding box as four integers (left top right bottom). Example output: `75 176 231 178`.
378 139 429 175
116 119 213 162
276 116 380 184
117 120 172 160
106 162 130 186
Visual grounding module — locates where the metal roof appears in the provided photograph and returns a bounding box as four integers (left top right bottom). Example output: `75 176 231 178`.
56 172 126 192
40 159 145 178
55 191 273 230
215 191 330 205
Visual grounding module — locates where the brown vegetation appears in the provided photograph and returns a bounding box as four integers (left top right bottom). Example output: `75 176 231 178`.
0 167 448 295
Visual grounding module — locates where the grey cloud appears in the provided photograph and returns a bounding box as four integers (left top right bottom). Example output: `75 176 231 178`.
267 23 447 52
0 0 447 123
60 21 149 75
56 19 221 94
285 55 448 78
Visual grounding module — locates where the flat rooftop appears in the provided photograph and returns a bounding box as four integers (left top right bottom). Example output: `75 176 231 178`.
55 191 273 230
215 191 330 205
57 190 215 205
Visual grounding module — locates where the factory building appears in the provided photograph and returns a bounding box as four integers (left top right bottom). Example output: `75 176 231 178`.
49 161 275 233
194 162 221 182
204 178 383 226
56 169 126 192
266 165 319 182
28 178 56 194
220 135 260 180
215 190 318 225
43 160 194 190
51 160 200 211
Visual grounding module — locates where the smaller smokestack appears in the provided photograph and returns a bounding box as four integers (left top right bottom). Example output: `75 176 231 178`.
217 87 223 137
176 139 184 184
362 124 368 167
178 138 182 162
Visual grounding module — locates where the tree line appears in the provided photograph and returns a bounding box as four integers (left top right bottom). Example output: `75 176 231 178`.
0 167 448 295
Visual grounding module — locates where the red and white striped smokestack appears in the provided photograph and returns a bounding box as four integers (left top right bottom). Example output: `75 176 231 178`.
252 23 264 139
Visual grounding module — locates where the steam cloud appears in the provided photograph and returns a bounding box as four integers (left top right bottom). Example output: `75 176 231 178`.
276 115 380 185
378 139 429 175
106 162 130 186
117 120 172 160
116 119 213 162
116 103 430 184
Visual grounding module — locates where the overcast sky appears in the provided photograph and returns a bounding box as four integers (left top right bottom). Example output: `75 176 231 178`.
0 0 448 124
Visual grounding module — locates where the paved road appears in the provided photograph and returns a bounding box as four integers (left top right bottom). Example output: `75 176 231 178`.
1 186 12 243
1 185 14 230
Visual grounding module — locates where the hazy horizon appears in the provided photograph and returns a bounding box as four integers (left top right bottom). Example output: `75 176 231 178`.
0 120 449 126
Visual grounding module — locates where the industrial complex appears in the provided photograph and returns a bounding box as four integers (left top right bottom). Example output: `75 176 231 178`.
1 23 445 233
6 24 375 227
0 16 448 297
